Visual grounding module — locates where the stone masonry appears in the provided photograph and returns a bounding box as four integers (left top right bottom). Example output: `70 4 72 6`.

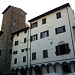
0 5 27 75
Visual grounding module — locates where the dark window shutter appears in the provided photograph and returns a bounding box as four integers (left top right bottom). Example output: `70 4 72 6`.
32 52 36 60
47 30 49 37
65 43 70 53
24 38 26 43
26 48 28 51
55 28 57 34
36 34 38 40
63 26 66 32
23 56 26 62
30 36 32 42
40 33 42 39
55 46 59 55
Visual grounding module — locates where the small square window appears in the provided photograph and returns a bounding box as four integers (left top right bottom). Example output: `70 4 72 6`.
32 52 36 60
24 30 27 33
15 41 18 46
42 18 46 24
13 51 17 54
21 49 24 52
56 12 61 19
23 56 26 62
17 33 19 36
43 50 48 58
14 58 17 64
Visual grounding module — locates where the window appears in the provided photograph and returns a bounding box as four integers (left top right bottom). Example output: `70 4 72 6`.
24 38 26 43
32 52 36 60
43 50 48 58
14 58 17 64
13 51 17 54
0 50 1 56
31 34 38 42
55 43 70 55
56 12 61 19
12 20 16 26
15 41 18 46
42 18 46 24
21 48 28 52
21 49 24 52
17 33 19 36
55 26 66 34
40 30 49 38
23 56 26 62
24 30 27 33
31 22 37 29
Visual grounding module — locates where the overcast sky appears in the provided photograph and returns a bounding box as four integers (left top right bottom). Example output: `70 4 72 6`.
0 0 75 30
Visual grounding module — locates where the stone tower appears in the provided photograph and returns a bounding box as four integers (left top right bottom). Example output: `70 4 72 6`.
0 5 27 75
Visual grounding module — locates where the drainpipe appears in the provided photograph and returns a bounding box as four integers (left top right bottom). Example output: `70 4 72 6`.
29 24 31 75
27 28 29 67
66 7 75 57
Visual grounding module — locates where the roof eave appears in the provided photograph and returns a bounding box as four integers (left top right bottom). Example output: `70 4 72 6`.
28 3 70 22
11 27 29 35
2 5 11 14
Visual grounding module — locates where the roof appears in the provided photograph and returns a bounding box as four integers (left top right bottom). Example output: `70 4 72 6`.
2 5 27 14
11 27 29 35
28 3 70 22
2 5 11 14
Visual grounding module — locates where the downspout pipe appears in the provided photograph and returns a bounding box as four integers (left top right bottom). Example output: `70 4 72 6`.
66 7 75 57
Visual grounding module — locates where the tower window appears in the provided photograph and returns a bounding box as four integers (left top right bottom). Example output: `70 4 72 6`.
12 20 16 26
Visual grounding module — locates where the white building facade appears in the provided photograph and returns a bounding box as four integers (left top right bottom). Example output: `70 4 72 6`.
11 3 75 75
